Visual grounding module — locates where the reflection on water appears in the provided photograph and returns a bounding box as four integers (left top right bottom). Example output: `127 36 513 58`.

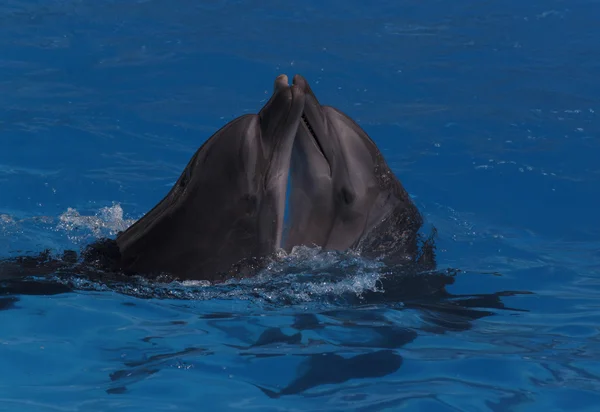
1 238 531 398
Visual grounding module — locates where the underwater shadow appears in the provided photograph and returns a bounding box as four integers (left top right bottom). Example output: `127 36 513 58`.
104 267 530 397
0 246 532 397
247 271 530 398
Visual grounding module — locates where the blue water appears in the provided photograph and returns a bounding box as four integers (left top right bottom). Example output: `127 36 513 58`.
1 0 600 410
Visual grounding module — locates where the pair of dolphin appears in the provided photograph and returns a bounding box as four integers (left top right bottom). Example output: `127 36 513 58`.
81 74 431 282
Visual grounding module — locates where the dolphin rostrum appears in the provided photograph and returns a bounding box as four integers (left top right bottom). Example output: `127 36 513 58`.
285 74 433 267
114 74 306 280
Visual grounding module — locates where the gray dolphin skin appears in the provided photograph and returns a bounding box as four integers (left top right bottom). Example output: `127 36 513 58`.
115 75 306 280
285 75 427 265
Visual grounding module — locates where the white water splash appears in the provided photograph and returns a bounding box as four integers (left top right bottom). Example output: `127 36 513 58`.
56 202 136 244
55 245 389 305
7 204 390 305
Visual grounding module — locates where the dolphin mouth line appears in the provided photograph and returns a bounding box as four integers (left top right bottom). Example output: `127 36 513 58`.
301 113 330 171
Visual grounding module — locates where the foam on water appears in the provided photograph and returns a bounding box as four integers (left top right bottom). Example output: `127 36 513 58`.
2 203 394 306
55 245 390 306
56 202 136 243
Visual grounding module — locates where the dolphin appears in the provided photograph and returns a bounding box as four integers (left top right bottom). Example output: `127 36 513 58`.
114 74 306 280
0 73 431 286
285 75 432 267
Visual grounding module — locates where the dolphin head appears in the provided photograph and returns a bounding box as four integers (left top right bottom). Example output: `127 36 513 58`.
116 75 305 280
285 74 423 261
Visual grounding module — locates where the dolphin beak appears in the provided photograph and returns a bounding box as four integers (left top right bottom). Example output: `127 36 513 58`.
273 74 288 93
292 74 331 172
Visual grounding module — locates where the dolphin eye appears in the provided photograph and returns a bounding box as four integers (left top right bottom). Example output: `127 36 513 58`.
339 188 355 205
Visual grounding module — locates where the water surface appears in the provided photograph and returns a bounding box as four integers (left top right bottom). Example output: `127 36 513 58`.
1 0 599 410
